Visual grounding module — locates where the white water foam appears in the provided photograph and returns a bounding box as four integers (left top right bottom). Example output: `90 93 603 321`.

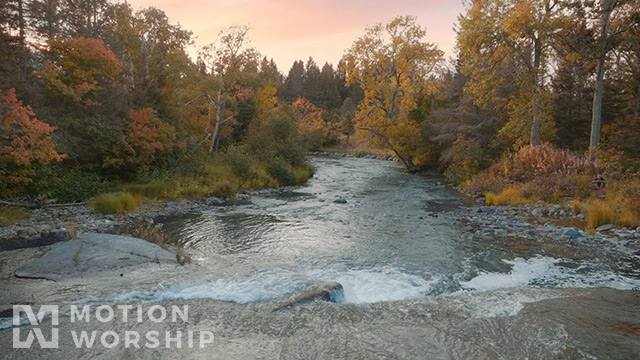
460 256 640 291
106 266 436 305
444 288 565 319
307 267 438 304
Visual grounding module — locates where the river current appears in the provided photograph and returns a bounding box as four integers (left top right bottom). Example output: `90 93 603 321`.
4 155 639 359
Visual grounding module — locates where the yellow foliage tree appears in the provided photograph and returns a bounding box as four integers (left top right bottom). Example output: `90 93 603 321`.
292 97 326 150
341 15 443 172
458 0 565 148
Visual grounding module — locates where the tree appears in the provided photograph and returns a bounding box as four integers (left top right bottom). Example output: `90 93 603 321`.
550 14 595 151
458 0 565 148
303 57 322 105
103 108 174 174
319 62 341 109
293 97 326 150
341 15 443 172
36 36 122 104
279 60 305 102
189 25 257 153
588 0 640 156
0 88 64 195
28 0 64 41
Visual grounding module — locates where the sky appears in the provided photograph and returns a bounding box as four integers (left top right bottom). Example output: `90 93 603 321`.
124 0 466 72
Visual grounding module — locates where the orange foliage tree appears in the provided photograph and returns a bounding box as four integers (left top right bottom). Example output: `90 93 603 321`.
104 108 175 173
0 89 64 196
36 37 122 104
292 97 326 150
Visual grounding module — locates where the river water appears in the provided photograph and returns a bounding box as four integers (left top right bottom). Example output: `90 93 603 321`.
4 156 640 359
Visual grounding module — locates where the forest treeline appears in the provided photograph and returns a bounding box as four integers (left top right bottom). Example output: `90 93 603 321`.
1 0 639 227
0 0 357 202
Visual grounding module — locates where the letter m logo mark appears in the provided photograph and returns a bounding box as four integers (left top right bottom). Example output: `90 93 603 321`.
13 305 59 349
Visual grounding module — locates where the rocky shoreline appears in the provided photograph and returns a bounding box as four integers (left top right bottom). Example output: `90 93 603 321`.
457 202 640 270
1 154 639 266
0 193 244 249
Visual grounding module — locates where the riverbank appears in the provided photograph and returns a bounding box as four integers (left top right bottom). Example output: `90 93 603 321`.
2 154 639 260
1 154 639 359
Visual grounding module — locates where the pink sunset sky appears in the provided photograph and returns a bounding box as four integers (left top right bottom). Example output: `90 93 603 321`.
125 0 466 72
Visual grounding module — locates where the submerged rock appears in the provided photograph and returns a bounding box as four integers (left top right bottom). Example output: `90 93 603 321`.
333 198 347 204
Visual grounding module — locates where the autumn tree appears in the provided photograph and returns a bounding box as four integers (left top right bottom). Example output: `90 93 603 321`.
588 0 640 157
293 97 326 150
458 0 566 149
37 36 122 104
0 89 64 195
104 108 175 175
189 25 258 153
341 15 443 172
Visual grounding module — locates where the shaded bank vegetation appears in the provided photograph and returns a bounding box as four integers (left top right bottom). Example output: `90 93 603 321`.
1 1 639 228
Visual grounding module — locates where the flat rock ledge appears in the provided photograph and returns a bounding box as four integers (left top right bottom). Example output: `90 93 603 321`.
14 233 177 282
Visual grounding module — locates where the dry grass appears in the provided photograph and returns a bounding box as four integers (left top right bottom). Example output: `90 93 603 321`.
0 206 29 226
485 187 531 206
91 192 143 214
571 180 640 230
123 183 168 198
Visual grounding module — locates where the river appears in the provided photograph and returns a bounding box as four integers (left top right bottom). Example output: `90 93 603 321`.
3 155 640 359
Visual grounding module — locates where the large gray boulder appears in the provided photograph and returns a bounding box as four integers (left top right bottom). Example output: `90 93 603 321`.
14 233 177 282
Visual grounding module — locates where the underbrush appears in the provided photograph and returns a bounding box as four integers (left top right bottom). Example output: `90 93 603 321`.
466 143 640 229
95 148 315 209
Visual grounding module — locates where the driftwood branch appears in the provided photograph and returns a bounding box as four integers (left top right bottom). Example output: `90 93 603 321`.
0 200 88 209
0 199 38 209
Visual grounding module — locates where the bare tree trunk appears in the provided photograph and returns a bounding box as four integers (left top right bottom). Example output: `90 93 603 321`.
590 0 615 158
530 37 543 147
17 0 25 43
140 28 158 86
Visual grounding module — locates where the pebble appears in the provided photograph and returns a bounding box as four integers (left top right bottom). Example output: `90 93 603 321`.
0 195 227 241
596 224 615 232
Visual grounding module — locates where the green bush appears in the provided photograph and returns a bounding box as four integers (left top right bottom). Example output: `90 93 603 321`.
292 163 315 184
267 157 295 186
246 107 306 167
225 146 253 178
91 192 142 214
444 136 489 184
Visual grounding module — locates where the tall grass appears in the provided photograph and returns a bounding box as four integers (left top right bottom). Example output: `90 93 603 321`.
91 192 142 214
485 187 530 206
123 183 167 198
0 206 28 226
572 180 640 229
